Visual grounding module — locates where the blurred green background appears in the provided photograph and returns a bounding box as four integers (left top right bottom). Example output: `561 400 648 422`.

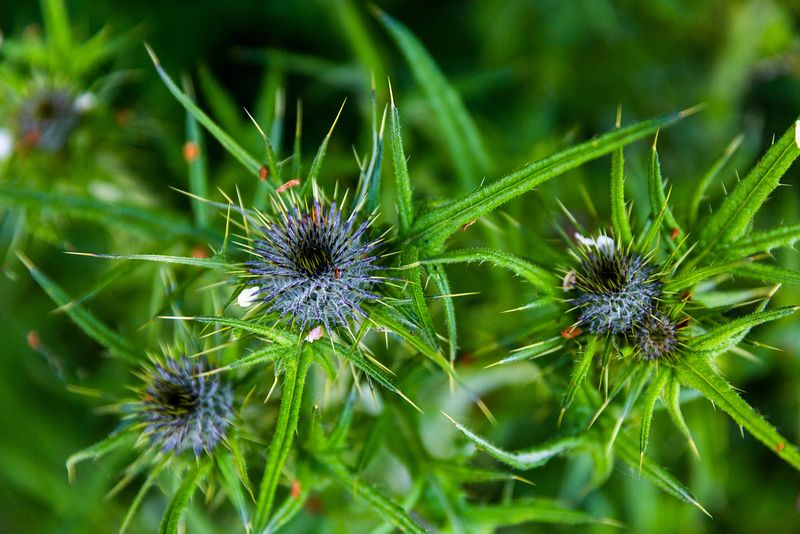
1 0 799 532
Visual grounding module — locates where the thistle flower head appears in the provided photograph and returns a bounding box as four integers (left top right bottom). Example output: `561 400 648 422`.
140 357 233 456
570 234 661 334
634 311 679 360
17 88 79 151
244 198 381 332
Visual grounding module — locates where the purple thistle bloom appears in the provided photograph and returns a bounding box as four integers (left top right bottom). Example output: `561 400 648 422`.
572 245 661 335
17 88 79 152
245 199 381 332
634 312 679 360
141 357 233 456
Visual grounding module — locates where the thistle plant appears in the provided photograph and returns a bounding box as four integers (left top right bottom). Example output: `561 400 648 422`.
9 5 800 533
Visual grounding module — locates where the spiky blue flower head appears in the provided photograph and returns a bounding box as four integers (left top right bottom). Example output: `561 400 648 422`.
570 235 661 335
17 88 79 152
243 198 381 332
140 357 233 456
634 312 680 360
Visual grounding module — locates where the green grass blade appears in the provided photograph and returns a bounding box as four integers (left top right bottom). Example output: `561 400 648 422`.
184 79 211 228
419 247 559 294
443 412 583 470
698 119 800 247
120 460 168 534
158 461 212 534
410 110 691 250
67 252 228 270
145 44 261 177
687 134 743 226
0 184 216 241
66 432 134 483
675 353 800 470
315 454 426 534
252 349 312 531
42 0 72 59
462 499 619 528
378 11 490 189
389 85 414 235
19 253 140 363
688 306 796 353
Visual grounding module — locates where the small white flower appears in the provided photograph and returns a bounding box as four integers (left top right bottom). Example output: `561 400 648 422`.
237 286 261 308
74 92 97 113
305 325 324 343
0 128 13 161
575 232 615 254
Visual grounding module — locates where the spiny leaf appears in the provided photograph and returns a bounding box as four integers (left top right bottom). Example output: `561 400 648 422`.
120 460 167 534
20 253 140 363
252 349 312 531
640 366 671 461
428 263 458 367
561 337 599 415
733 262 800 285
66 432 134 483
217 453 251 530
66 252 229 270
615 432 710 516
719 223 800 257
688 134 743 226
610 119 633 245
410 110 692 250
675 352 800 470
663 370 699 459
166 315 292 345
306 100 346 185
419 247 559 295
145 44 262 177
688 306 796 353
698 119 800 247
158 461 212 534
378 10 490 189
389 83 414 235
315 454 426 534
647 138 682 240
443 412 584 470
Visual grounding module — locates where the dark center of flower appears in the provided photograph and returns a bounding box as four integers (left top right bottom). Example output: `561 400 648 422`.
154 380 197 415
35 99 57 120
296 230 333 276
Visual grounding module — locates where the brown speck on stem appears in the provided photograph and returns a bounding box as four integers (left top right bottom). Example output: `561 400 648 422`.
182 141 200 162
460 219 477 231
191 245 209 259
27 330 41 351
670 227 680 240
277 178 301 193
259 165 269 181
290 479 301 499
561 325 582 339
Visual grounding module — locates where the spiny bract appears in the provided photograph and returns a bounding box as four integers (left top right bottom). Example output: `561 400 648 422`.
634 311 680 360
17 88 79 152
571 236 661 335
140 357 233 456
245 199 381 332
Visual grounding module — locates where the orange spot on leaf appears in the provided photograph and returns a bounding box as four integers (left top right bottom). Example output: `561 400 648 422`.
182 141 200 162
561 325 582 339
277 178 301 193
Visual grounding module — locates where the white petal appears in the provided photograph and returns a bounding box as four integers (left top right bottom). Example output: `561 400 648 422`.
0 128 13 161
574 232 614 253
305 325 324 343
237 286 261 308
74 92 97 112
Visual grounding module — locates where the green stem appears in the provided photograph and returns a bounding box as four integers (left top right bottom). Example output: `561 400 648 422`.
253 347 312 531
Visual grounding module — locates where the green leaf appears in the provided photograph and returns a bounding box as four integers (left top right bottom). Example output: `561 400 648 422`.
610 126 633 245
42 0 72 59
66 432 134 483
410 110 691 250
664 259 748 292
145 44 262 177
675 353 800 470
306 101 346 185
419 247 559 295
687 134 743 226
217 452 251 530
698 119 800 247
0 184 216 241
647 138 682 240
719 223 800 257
19 253 140 363
443 412 584 470
120 460 168 534
688 306 796 353
315 454 426 534
66 252 229 270
462 499 619 528
252 349 312 531
663 370 699 459
561 337 599 414
170 315 292 345
158 461 212 534
733 262 800 285
389 85 414 235
615 433 709 516
210 345 285 374
378 11 490 189
184 79 211 228
640 366 670 459
428 264 458 367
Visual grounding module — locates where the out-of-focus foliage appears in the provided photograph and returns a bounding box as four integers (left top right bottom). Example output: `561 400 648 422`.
2 1 800 533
